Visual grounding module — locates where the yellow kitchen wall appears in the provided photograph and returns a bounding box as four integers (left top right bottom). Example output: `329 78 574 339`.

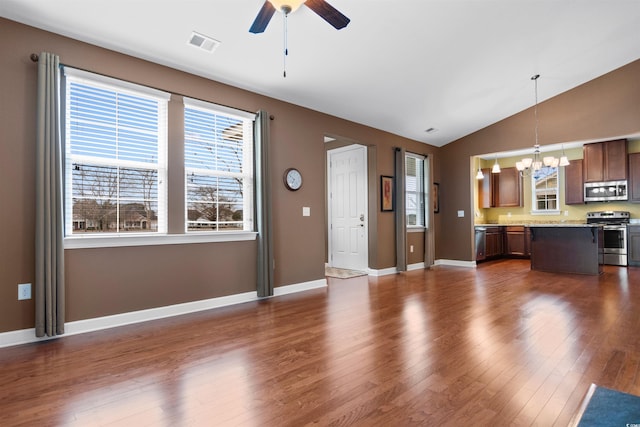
474 138 640 224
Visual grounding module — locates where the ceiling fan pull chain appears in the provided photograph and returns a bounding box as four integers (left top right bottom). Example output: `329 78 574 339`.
283 11 289 77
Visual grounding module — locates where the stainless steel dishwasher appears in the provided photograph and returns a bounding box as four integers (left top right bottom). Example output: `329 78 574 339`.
475 227 486 261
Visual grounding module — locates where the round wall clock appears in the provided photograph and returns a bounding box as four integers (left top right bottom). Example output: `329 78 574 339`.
283 168 302 191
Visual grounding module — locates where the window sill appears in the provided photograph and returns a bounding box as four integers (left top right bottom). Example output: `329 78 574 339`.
64 231 258 249
530 210 561 216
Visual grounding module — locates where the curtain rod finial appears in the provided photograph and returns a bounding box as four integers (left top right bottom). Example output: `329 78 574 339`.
30 53 39 62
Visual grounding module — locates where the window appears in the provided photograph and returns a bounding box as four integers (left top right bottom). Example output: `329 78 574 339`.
531 166 559 213
63 68 169 236
406 153 427 227
184 98 254 232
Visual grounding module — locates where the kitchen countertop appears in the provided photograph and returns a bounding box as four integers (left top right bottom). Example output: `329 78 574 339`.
474 223 601 228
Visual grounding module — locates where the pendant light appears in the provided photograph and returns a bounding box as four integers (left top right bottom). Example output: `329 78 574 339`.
516 74 565 176
491 155 501 174
475 156 484 180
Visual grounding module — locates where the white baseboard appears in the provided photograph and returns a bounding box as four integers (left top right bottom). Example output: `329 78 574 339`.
435 259 477 268
407 262 426 271
368 267 397 276
273 279 327 297
0 279 327 349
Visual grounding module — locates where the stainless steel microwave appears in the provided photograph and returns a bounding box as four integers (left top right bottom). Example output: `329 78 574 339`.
584 180 628 202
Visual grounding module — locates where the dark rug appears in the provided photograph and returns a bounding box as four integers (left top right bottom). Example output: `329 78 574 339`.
574 384 640 427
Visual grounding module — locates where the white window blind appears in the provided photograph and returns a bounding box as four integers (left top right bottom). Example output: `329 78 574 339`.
63 68 169 236
184 98 255 232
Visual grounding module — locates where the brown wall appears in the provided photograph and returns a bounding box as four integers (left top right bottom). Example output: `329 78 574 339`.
0 18 438 333
438 59 640 261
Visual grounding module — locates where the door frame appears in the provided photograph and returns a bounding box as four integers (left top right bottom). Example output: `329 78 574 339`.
326 144 369 270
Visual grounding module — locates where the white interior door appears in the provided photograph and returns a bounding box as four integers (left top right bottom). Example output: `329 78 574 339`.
328 145 368 271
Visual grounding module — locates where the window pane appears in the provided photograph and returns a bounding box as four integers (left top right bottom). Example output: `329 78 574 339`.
65 72 167 235
184 102 253 232
532 166 559 212
405 154 425 227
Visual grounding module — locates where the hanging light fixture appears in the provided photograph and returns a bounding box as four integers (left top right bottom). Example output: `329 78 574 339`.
492 154 501 174
475 156 484 180
559 144 570 166
516 74 565 176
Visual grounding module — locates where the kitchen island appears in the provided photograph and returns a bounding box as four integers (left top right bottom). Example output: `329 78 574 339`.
529 224 603 275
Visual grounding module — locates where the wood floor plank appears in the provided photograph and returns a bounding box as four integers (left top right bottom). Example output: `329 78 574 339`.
1 259 640 426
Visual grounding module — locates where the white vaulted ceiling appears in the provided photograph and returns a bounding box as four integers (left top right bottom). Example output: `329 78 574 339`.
2 0 639 147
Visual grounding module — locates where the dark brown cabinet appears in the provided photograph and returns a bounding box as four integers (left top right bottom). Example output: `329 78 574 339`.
629 153 640 203
477 167 522 208
564 159 584 205
478 168 493 208
629 225 640 267
583 139 628 182
496 167 522 207
485 227 504 258
505 226 528 257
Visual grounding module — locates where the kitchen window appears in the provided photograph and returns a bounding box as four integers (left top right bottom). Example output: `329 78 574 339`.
63 67 169 237
531 166 559 214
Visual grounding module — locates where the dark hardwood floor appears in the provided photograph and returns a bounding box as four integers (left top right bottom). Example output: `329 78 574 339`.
1 259 639 426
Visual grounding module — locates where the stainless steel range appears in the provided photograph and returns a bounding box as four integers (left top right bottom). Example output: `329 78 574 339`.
586 211 630 266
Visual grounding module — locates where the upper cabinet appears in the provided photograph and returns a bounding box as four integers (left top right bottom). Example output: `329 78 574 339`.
478 167 522 208
564 159 584 205
629 153 640 203
583 139 628 182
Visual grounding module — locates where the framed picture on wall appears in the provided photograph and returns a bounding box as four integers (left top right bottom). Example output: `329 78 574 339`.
433 182 440 213
381 175 394 211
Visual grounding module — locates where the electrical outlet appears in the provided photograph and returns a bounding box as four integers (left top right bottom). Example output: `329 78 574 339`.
18 283 31 300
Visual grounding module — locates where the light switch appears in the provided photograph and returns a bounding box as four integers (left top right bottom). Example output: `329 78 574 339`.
303 207 310 216
457 210 465 218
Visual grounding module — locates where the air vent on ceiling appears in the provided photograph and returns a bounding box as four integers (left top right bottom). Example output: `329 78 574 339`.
425 127 439 134
188 31 220 53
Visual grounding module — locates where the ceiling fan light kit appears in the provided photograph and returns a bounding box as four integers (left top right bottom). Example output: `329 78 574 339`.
249 0 350 77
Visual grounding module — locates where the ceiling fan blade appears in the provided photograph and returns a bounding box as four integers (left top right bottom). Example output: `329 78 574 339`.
249 1 277 34
304 0 350 30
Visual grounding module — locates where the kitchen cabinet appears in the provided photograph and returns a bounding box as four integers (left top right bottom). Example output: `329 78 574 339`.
478 168 493 208
477 167 522 208
629 153 640 203
583 139 628 183
485 227 504 258
505 226 527 257
628 225 640 267
564 159 584 205
495 167 522 207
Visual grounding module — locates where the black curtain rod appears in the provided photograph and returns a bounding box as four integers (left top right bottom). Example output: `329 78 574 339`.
29 53 273 120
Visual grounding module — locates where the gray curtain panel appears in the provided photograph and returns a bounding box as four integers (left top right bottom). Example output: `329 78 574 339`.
424 155 435 268
255 110 274 298
395 147 407 272
35 52 65 337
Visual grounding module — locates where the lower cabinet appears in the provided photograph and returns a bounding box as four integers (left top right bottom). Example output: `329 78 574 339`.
485 227 504 258
476 225 531 261
505 226 527 257
629 225 640 267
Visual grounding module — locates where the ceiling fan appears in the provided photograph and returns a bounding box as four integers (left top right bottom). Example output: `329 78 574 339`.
249 0 351 33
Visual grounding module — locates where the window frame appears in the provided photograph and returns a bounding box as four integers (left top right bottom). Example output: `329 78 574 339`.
63 67 170 243
405 152 428 229
183 97 255 234
530 166 560 215
61 70 258 249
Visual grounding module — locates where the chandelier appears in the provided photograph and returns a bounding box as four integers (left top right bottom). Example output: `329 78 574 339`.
516 74 569 177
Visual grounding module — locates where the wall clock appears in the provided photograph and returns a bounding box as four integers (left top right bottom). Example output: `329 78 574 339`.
283 168 302 191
